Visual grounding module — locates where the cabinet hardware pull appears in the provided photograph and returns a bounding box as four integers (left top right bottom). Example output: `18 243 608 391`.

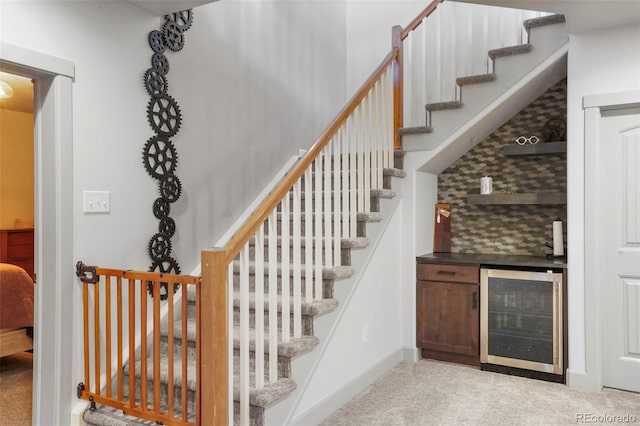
437 270 456 275
472 291 477 309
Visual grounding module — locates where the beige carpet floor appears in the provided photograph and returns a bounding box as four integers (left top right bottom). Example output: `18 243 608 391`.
0 352 33 426
321 360 640 426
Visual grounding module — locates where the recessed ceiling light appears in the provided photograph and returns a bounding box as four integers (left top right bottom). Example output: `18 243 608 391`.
0 80 14 99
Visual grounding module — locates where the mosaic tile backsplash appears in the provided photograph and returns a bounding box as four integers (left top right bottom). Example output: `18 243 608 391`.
437 79 567 256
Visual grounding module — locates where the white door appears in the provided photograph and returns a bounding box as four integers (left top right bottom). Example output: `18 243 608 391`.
600 106 640 392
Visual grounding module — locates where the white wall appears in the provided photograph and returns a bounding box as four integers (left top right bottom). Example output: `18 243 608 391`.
293 198 405 421
566 23 640 384
345 1 427 96
169 0 346 269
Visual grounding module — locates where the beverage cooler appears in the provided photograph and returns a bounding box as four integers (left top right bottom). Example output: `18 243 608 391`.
480 268 564 377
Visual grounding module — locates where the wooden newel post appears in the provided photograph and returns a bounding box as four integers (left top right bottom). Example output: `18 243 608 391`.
392 24 403 150
200 249 228 425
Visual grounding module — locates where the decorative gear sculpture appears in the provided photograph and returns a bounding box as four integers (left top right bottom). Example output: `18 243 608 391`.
144 9 194 299
159 174 182 203
148 232 172 261
147 256 181 299
142 135 178 180
144 68 168 98
151 53 170 76
163 21 185 52
147 95 182 137
165 10 194 32
148 30 166 54
153 197 170 219
159 216 176 238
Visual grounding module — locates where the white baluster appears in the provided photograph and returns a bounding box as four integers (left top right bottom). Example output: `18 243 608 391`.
350 107 358 238
375 79 383 189
357 103 365 214
314 157 323 301
227 261 234 419
292 179 302 338
342 117 350 239
324 145 333 269
239 244 250 425
254 223 264 389
363 94 371 214
333 135 341 267
268 211 278 382
281 195 290 343
304 167 313 304
386 67 393 169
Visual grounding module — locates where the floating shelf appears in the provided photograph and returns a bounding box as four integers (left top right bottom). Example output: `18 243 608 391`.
503 141 566 156
467 193 567 205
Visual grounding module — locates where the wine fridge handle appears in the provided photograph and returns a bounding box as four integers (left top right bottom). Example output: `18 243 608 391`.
472 291 477 309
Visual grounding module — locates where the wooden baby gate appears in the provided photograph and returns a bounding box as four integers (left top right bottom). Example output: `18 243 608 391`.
76 261 222 426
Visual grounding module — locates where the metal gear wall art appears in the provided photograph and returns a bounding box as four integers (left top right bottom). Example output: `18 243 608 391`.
143 10 193 299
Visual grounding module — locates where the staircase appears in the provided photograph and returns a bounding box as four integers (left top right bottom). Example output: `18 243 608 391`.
83 152 406 426
400 13 568 152
81 5 569 426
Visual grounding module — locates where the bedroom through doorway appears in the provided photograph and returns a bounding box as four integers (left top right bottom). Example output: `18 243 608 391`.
0 70 35 425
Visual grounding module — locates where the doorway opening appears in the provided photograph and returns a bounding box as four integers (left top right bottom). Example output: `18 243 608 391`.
0 43 75 425
0 70 35 424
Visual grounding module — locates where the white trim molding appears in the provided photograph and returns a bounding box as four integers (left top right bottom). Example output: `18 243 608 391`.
0 43 76 425
577 90 640 391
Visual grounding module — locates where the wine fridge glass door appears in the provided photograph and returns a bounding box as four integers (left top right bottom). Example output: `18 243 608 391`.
480 268 563 375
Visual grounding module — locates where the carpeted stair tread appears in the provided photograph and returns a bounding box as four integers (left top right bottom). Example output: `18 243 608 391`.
275 211 383 222
397 125 434 135
524 14 565 30
488 43 532 59
232 327 319 358
247 235 369 250
232 260 353 281
232 291 339 317
384 168 406 178
456 73 497 86
295 188 396 198
161 319 320 357
121 355 299 409
424 100 464 112
233 377 297 409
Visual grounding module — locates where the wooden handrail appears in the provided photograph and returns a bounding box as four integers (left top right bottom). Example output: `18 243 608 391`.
401 0 445 40
224 47 399 263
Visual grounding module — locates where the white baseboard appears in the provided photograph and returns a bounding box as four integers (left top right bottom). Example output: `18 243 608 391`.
69 400 89 426
566 368 602 391
290 349 403 426
402 346 420 362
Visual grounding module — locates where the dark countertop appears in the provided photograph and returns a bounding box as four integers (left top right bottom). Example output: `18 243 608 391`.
416 252 567 269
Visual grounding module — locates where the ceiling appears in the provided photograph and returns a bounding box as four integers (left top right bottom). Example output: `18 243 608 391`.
126 0 216 16
451 0 640 34
0 72 34 114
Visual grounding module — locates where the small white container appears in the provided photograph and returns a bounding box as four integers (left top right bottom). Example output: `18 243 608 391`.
480 176 493 194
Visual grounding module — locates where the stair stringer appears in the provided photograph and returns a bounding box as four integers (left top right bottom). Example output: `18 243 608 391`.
260 179 405 426
402 19 568 152
418 43 567 175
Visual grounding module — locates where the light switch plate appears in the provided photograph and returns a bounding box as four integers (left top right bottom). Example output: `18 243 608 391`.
83 191 110 213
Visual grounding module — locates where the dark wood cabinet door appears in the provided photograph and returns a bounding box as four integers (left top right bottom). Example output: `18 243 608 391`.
416 280 479 356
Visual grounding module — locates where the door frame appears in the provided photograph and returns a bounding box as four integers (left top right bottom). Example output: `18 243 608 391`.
0 42 75 425
583 90 640 391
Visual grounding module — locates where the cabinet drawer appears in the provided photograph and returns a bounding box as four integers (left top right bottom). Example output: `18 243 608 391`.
7 243 33 259
7 230 33 246
417 263 479 284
